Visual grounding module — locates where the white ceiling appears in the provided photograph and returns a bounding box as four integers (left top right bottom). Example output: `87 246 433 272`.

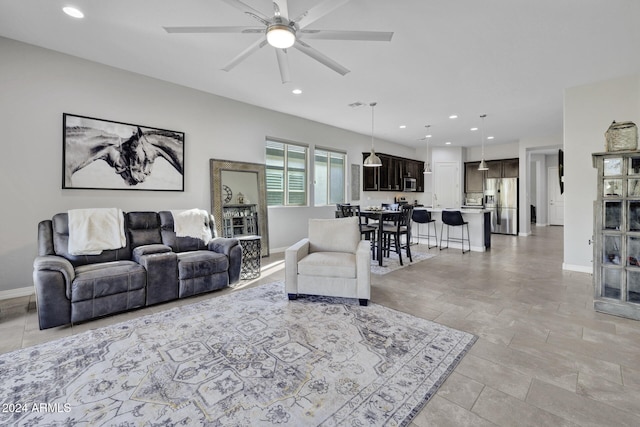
2 0 639 149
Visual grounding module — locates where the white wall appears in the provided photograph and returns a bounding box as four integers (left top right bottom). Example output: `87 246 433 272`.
564 73 640 272
465 142 520 162
0 37 416 293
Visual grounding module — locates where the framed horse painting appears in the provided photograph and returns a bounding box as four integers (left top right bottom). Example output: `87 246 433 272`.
62 113 185 191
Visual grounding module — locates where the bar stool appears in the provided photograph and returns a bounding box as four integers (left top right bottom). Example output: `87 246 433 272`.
412 209 438 249
440 210 470 254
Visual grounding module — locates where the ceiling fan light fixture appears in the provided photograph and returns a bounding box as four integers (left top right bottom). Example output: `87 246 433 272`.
267 24 296 49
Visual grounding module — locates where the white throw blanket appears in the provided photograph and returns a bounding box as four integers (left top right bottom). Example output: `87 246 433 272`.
68 208 126 255
171 209 213 242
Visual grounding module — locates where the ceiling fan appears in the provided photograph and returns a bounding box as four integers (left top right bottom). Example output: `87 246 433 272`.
163 0 393 83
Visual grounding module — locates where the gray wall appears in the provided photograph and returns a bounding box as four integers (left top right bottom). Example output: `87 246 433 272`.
564 73 640 272
0 37 416 295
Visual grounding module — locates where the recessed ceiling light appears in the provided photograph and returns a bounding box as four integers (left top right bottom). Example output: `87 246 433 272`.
487 136 495 140
425 134 432 138
449 115 458 119
292 89 302 95
470 127 478 131
445 141 452 145
63 6 84 18
399 125 406 129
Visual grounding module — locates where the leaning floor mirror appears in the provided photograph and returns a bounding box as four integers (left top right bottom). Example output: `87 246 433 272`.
210 159 269 257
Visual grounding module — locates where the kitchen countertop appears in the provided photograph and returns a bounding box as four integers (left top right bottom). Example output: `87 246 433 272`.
417 207 488 213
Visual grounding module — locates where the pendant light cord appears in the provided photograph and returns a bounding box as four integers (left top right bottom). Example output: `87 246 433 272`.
370 102 377 149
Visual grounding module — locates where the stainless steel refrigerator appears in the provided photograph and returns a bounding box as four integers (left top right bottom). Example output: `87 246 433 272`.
484 178 518 235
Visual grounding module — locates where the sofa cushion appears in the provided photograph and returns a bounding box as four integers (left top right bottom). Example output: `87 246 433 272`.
308 217 360 254
126 212 163 249
297 252 357 279
177 251 229 279
159 211 211 252
71 261 146 302
51 213 132 267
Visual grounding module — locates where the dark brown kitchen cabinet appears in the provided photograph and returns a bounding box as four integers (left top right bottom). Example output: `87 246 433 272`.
502 158 519 178
486 160 503 178
362 153 379 191
484 159 519 179
362 152 424 192
464 161 484 193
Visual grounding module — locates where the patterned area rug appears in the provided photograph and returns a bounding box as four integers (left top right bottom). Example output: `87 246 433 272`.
371 250 436 275
0 282 476 426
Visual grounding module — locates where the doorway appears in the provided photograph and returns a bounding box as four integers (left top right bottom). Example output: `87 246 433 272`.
548 166 564 225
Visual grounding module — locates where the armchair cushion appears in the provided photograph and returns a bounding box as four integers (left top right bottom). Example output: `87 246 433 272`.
308 217 360 253
297 252 357 278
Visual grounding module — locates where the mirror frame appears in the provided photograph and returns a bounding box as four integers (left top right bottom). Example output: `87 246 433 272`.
210 159 269 257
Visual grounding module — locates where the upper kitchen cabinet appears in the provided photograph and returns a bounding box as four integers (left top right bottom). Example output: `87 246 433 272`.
486 160 503 178
379 155 403 191
362 153 379 191
502 158 519 178
484 158 519 179
464 161 484 193
362 153 424 192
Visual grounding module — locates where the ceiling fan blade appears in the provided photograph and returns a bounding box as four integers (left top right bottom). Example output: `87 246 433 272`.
275 48 291 83
164 26 263 34
299 29 393 41
221 38 269 71
273 0 289 20
294 0 351 29
220 0 271 25
293 40 350 76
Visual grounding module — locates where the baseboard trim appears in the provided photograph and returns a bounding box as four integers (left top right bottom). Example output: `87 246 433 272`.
0 286 34 301
519 231 532 237
562 263 592 274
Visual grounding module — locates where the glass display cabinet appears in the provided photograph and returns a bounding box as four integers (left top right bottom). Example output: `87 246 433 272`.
222 204 258 238
593 151 640 320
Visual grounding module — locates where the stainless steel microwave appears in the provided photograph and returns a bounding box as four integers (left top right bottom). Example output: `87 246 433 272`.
403 177 417 191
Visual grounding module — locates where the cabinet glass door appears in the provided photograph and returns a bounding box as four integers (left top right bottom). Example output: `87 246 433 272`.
604 158 622 176
628 271 640 303
602 268 621 299
604 201 622 230
604 179 622 197
629 201 640 232
603 235 622 265
628 156 640 175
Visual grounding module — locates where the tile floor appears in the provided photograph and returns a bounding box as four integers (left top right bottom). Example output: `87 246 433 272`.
2 226 640 426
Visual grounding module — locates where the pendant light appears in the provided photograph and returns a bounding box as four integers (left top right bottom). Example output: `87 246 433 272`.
478 114 489 171
363 102 382 167
423 125 432 174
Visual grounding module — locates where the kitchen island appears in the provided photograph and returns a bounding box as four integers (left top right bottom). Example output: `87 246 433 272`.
413 207 490 252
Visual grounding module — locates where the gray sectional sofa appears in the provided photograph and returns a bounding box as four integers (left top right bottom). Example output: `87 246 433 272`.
33 211 242 329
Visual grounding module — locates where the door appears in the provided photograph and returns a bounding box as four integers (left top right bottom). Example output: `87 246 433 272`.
434 162 460 208
548 166 564 225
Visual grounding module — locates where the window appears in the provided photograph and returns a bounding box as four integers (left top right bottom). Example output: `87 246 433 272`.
314 148 346 206
266 139 308 206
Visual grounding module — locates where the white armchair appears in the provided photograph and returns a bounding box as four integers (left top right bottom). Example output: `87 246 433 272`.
285 217 371 306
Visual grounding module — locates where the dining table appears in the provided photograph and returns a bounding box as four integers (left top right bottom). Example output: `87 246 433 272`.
360 209 403 266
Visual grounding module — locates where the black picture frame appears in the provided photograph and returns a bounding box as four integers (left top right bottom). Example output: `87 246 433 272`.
63 113 185 191
558 148 564 194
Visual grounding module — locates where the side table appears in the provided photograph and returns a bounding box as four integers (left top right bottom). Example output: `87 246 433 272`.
238 235 261 280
